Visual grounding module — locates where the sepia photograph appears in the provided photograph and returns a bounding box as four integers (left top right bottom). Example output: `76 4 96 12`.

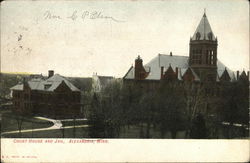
0 0 249 162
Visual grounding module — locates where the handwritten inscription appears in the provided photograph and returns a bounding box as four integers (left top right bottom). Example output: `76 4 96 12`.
44 10 125 23
44 11 62 20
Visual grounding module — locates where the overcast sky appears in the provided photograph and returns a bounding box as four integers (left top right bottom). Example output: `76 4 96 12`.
1 0 249 77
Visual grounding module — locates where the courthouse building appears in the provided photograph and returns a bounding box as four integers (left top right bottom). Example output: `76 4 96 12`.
123 13 249 84
11 70 82 118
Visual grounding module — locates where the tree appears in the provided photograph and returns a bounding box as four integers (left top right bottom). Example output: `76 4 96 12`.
218 80 249 138
120 82 144 131
14 112 24 137
155 81 187 138
101 80 123 138
88 93 105 138
190 113 207 138
183 81 206 138
138 90 156 138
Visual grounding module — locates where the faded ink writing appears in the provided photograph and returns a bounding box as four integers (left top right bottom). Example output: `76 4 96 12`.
44 10 125 23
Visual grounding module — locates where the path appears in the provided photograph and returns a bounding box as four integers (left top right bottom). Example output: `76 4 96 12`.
1 116 89 135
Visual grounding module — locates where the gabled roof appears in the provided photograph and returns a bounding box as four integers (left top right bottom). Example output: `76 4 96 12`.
45 74 80 91
162 65 176 80
219 68 231 81
123 54 234 82
11 74 80 92
239 71 249 81
97 76 114 86
217 60 236 81
165 65 174 74
145 54 189 80
10 78 45 91
10 83 23 90
123 66 134 80
191 13 216 41
182 67 200 81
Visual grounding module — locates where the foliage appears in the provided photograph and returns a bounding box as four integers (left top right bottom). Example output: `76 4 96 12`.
190 113 207 138
155 81 188 138
218 81 249 125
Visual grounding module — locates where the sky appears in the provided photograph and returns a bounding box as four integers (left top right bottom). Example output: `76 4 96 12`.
1 0 249 77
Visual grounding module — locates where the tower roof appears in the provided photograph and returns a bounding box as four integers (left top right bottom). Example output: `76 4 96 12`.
191 13 216 41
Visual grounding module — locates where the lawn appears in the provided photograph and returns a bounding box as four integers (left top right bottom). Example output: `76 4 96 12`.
1 109 248 138
119 125 186 139
61 120 89 127
1 112 54 133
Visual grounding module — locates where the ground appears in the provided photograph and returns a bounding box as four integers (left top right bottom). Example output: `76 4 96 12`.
0 107 248 139
1 113 53 133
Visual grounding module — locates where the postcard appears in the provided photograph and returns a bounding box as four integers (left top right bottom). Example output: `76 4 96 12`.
0 0 249 162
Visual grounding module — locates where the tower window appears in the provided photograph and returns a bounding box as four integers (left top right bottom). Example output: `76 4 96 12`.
196 32 201 40
192 49 202 64
208 32 213 40
206 50 211 65
211 54 214 65
206 50 215 65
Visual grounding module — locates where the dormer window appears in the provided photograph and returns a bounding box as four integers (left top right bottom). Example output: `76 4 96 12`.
208 32 213 40
44 84 52 90
196 32 201 40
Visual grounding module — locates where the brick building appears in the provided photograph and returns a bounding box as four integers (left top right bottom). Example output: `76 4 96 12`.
10 71 82 118
123 13 249 117
123 13 249 84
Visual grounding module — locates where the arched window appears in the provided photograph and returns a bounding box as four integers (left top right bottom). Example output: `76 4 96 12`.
192 49 202 64
211 53 214 65
196 32 201 40
208 32 213 40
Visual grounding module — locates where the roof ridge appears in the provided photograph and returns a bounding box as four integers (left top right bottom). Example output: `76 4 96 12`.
158 54 189 57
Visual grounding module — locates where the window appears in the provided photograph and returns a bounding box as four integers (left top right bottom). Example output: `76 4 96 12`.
211 53 214 65
196 32 201 40
192 49 202 64
208 32 213 40
206 50 215 65
44 84 52 90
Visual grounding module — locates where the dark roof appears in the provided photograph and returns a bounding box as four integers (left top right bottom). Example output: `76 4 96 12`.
68 77 92 92
11 74 80 92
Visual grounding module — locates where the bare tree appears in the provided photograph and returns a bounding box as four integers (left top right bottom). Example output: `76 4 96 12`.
183 82 206 138
14 112 24 137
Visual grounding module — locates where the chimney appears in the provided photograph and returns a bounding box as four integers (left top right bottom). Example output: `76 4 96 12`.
23 77 29 88
135 55 143 68
170 52 173 56
48 70 54 78
175 67 178 79
135 55 143 80
236 71 239 80
161 66 164 79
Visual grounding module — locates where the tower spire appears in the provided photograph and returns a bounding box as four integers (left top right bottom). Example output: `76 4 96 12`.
204 10 206 39
189 12 218 82
191 12 215 41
